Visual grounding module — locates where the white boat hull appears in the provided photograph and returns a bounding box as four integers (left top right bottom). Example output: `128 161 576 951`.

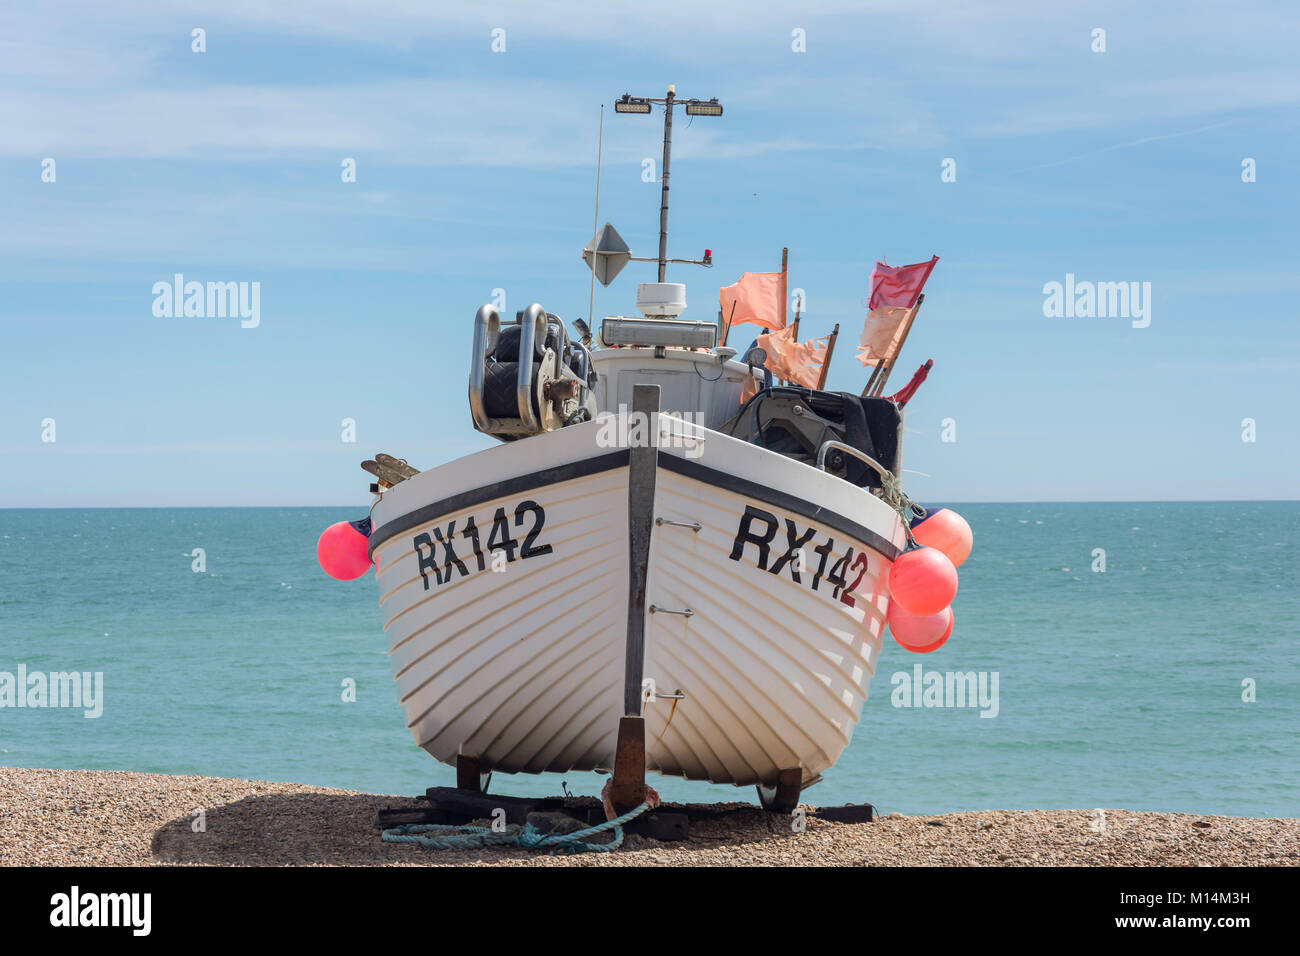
369 407 906 789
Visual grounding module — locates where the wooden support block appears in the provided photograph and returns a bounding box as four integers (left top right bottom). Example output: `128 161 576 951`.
456 754 483 792
811 804 875 824
757 767 804 814
376 806 473 828
424 786 566 825
586 808 689 842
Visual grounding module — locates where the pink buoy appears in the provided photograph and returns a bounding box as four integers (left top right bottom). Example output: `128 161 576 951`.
317 520 372 580
912 609 954 654
912 508 973 568
887 546 958 616
888 603 953 654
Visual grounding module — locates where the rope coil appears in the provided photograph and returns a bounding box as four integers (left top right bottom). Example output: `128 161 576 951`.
879 470 926 549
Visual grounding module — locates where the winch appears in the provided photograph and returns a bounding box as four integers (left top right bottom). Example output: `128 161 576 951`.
469 302 598 441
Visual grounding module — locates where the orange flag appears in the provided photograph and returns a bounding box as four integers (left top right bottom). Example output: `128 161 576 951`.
855 306 913 365
720 272 786 332
796 334 831 388
757 325 830 389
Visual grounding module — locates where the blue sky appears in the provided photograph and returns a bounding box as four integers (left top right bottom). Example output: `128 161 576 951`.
1 1 1296 505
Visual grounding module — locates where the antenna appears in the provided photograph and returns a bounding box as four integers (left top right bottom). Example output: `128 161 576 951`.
587 104 604 339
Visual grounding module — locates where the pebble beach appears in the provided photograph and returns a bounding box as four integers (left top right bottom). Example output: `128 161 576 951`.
2 767 1297 867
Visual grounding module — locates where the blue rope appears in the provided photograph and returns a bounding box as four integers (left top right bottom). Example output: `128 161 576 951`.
382 802 651 854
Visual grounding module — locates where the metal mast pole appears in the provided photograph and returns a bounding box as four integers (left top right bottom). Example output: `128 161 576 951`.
588 104 604 329
657 87 674 282
608 88 719 284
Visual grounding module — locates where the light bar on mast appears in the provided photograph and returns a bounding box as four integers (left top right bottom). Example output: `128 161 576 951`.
614 95 652 113
683 99 723 116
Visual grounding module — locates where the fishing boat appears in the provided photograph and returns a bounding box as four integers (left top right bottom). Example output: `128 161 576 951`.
355 88 942 813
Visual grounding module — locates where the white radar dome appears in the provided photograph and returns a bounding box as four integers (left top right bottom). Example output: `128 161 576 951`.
636 282 687 319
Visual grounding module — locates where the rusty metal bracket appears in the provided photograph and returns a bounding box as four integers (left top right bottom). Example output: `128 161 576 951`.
609 715 647 816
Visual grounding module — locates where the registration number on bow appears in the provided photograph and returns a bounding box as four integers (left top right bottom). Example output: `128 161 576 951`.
728 505 871 607
413 500 552 590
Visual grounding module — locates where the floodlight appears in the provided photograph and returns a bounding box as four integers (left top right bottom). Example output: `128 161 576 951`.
684 100 723 116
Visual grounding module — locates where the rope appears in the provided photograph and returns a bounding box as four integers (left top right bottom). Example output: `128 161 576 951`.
879 470 927 549
381 801 651 854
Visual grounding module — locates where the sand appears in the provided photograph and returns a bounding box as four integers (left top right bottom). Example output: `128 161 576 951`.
2 767 1297 867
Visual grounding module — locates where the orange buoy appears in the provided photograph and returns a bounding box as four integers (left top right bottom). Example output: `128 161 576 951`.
911 508 973 568
888 602 954 653
887 546 958 615
317 520 372 580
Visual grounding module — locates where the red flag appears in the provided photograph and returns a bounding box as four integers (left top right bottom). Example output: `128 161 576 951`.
868 255 938 310
856 255 938 367
886 360 933 407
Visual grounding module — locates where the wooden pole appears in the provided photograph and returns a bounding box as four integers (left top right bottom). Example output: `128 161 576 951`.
780 247 788 329
779 248 790 384
864 361 884 396
816 324 839 391
870 294 925 396
625 384 659 714
612 382 658 816
787 297 802 387
610 715 647 815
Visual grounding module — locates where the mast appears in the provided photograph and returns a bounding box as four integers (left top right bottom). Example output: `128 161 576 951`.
613 88 723 282
658 87 674 282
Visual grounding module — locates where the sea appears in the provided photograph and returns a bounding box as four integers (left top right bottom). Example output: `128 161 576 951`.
1 503 1296 817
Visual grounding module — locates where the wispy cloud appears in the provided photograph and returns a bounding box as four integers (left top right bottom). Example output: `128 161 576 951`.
1013 119 1242 172
6 1 1298 165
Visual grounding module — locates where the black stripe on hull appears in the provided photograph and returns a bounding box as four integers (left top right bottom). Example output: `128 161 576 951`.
657 452 903 561
367 449 631 558
366 445 902 563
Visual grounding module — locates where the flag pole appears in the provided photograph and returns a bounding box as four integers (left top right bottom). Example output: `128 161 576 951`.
785 296 802 387
816 324 839 390
780 247 788 329
870 294 925 396
780 247 789 384
864 360 885 396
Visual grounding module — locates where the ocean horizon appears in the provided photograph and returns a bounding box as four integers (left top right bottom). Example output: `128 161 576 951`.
3 502 1297 818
